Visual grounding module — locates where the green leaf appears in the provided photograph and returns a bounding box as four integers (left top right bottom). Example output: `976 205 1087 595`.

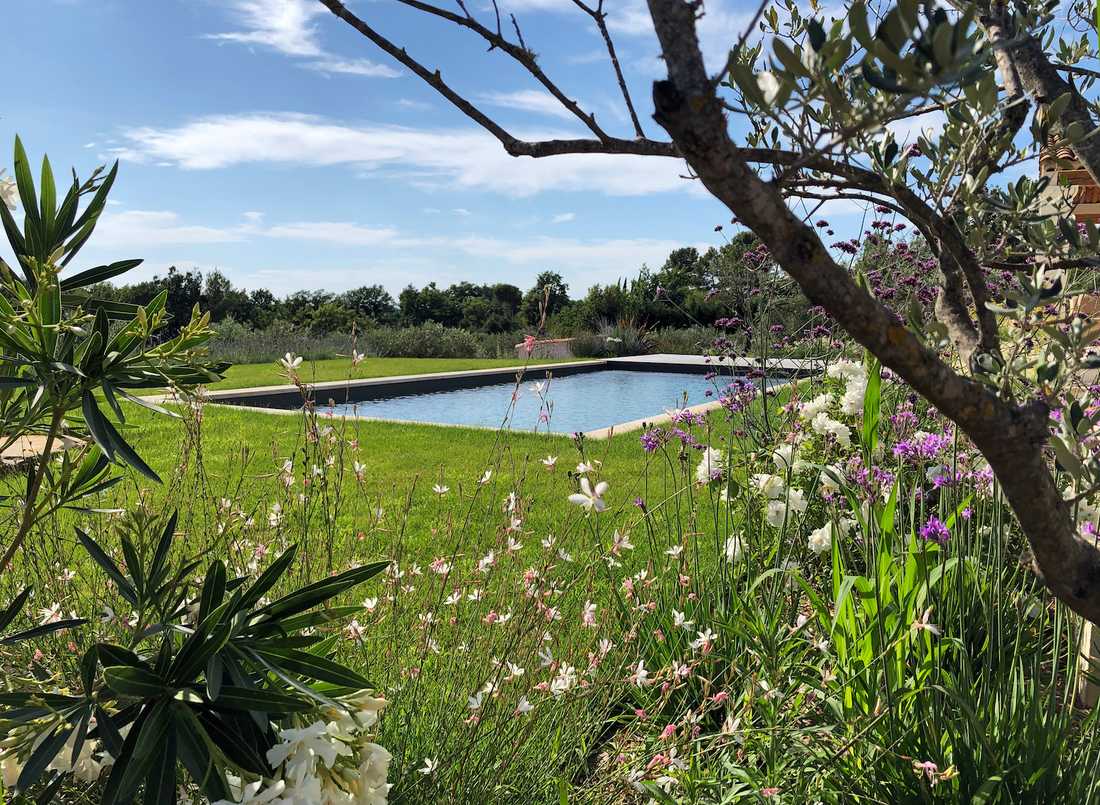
60 258 143 291
148 511 178 590
13 137 42 245
104 665 171 698
200 561 226 622
237 545 298 613
254 560 389 624
1 617 87 645
81 390 162 483
172 702 231 801
142 728 177 805
251 647 372 689
15 724 72 794
0 586 32 632
97 642 144 668
76 527 138 604
39 154 57 244
205 685 315 713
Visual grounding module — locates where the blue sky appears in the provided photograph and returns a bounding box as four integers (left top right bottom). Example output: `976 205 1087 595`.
1 0 888 298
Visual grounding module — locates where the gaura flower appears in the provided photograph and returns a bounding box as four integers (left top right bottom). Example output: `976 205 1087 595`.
569 477 609 512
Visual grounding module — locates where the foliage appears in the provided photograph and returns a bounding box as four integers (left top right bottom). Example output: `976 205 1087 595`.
0 510 389 804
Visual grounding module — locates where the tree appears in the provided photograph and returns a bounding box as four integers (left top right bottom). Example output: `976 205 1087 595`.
340 284 399 324
317 0 1100 622
521 271 571 327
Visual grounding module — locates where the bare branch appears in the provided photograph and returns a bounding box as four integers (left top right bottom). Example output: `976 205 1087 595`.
390 0 612 142
570 0 646 138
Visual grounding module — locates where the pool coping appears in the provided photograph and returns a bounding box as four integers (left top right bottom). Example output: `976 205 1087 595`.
160 354 821 440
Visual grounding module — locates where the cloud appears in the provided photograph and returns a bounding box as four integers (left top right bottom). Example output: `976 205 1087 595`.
477 89 584 122
304 58 401 78
551 212 575 224
264 220 399 245
115 113 694 197
207 0 398 77
92 210 247 248
90 209 399 250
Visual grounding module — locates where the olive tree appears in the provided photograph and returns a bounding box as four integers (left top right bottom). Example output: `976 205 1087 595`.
316 0 1100 621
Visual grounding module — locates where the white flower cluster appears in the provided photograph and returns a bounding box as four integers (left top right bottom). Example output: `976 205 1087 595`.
828 359 869 417
0 717 121 789
752 473 808 527
807 518 856 555
797 359 868 450
214 692 391 805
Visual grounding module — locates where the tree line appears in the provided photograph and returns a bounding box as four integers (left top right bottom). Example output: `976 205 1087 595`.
88 232 814 337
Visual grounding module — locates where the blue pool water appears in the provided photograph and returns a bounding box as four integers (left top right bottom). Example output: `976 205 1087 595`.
328 370 749 433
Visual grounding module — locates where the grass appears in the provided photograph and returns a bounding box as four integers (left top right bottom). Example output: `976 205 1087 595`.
206 356 591 391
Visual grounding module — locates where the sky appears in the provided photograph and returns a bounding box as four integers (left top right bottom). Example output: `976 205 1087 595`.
0 0 905 299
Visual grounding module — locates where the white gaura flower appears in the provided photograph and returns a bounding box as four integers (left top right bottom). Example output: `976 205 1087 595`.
840 377 867 416
672 609 694 630
575 460 601 474
279 352 303 371
541 455 558 470
418 758 439 775
811 412 852 449
432 484 449 495
515 696 534 715
550 664 578 696
630 660 651 687
351 349 365 366
478 469 492 485
912 606 941 637
569 477 609 512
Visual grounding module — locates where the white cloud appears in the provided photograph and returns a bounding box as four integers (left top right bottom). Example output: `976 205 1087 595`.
551 212 575 223
304 58 401 78
116 113 694 198
207 0 325 58
116 113 690 197
265 221 398 246
477 89 584 122
208 0 398 77
452 208 472 216
447 234 693 273
90 210 397 250
93 210 247 248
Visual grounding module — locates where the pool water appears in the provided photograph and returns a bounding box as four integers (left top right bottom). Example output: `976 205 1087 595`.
328 370 748 433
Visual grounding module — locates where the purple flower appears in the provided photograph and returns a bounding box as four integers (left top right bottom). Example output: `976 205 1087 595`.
919 516 950 545
640 429 662 453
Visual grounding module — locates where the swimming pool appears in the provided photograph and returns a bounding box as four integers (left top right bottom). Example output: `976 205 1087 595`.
325 369 744 433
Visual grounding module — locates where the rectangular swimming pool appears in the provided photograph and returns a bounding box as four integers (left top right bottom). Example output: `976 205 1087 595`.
326 369 737 433
206 357 807 436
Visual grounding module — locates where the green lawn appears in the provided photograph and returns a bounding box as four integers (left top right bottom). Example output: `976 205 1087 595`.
207 356 591 391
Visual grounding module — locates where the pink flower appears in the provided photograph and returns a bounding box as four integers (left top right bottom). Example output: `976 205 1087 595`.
660 723 677 740
523 335 537 355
